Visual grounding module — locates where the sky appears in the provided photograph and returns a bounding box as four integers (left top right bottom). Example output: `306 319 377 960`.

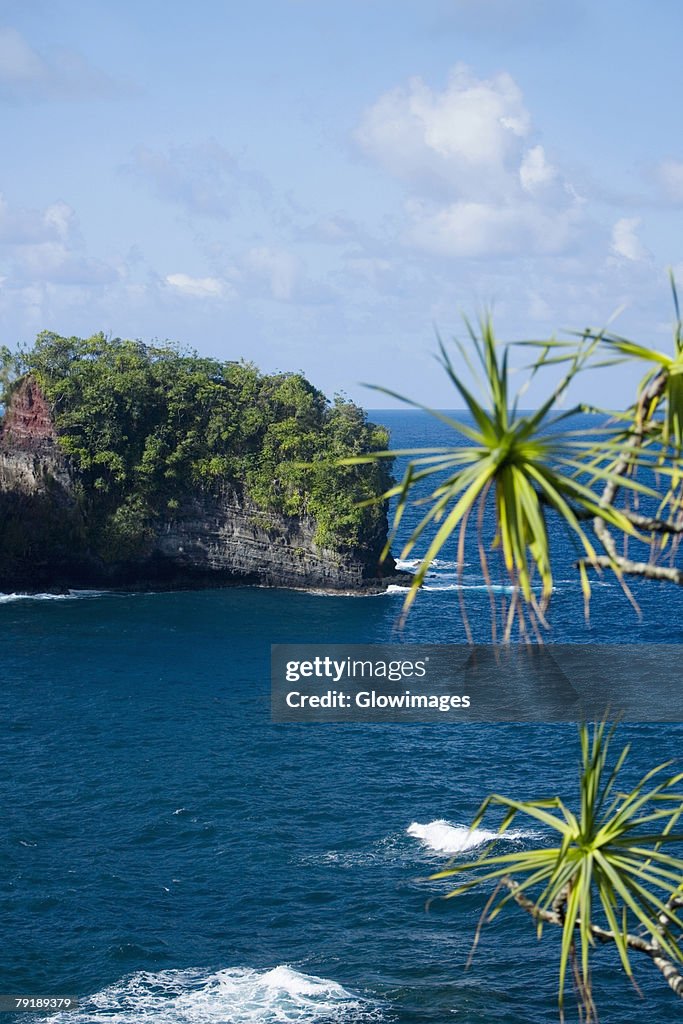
2 0 683 408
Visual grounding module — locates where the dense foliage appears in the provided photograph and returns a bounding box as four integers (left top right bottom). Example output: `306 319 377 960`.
0 332 392 558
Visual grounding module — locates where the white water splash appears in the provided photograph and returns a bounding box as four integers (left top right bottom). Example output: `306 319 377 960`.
386 582 515 594
0 590 107 604
407 819 531 855
44 966 383 1024
395 558 464 572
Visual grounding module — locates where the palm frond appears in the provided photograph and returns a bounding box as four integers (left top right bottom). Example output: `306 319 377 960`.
359 316 683 637
429 724 683 1020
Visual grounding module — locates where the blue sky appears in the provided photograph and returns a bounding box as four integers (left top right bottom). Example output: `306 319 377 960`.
2 0 683 407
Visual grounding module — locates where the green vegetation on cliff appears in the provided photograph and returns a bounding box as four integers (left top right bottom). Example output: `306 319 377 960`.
0 332 392 559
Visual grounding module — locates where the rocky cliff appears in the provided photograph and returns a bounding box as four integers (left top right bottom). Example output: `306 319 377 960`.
0 377 399 593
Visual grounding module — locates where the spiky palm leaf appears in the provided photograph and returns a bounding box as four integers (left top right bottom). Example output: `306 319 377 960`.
429 723 683 1020
584 272 683 453
342 317 676 639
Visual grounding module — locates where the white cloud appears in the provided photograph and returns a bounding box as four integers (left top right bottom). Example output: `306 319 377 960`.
610 218 648 262
528 290 553 321
0 193 76 245
126 141 272 220
356 64 530 201
356 65 583 259
409 199 581 258
14 242 119 285
654 159 683 204
43 201 74 240
0 27 45 83
345 256 394 282
245 247 300 301
519 145 557 193
0 26 119 102
299 215 360 244
0 193 120 286
165 273 229 299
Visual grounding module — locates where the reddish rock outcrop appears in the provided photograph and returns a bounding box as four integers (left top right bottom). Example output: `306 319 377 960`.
0 377 56 449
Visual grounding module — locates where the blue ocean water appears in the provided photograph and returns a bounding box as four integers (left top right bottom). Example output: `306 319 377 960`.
1 412 683 1024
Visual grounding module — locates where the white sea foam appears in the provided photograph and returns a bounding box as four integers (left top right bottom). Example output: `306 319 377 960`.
387 581 559 595
407 819 530 855
44 966 383 1024
300 834 404 869
394 559 419 571
422 583 515 593
386 582 515 595
395 558 462 572
0 589 107 604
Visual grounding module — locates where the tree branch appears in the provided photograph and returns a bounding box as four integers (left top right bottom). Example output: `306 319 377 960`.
501 877 683 999
580 554 683 586
545 496 683 534
621 510 683 535
587 367 683 589
593 369 669 562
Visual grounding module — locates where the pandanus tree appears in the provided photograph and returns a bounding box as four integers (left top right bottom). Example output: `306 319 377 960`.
429 723 683 1021
342 279 683 640
340 284 683 1018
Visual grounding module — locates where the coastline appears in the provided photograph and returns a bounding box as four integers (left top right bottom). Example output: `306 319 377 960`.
0 572 412 601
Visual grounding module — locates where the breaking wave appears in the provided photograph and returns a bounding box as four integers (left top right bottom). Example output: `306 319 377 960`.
0 590 107 604
395 558 463 572
407 819 532 855
386 583 515 594
44 966 383 1024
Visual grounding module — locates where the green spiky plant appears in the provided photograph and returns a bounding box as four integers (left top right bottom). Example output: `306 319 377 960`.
517 276 683 573
427 723 683 1021
341 315 683 641
590 271 683 454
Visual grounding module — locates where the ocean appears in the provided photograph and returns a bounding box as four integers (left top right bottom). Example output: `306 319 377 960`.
1 411 683 1024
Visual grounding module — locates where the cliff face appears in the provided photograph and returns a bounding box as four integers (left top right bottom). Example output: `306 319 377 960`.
1 377 56 448
0 378 397 592
153 488 389 590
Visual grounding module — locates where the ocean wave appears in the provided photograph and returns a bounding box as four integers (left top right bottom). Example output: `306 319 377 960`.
0 589 107 604
407 820 531 855
305 849 386 868
299 834 404 870
44 966 383 1024
386 583 515 595
394 558 420 572
395 558 463 572
386 582 563 595
556 578 615 589
422 583 515 593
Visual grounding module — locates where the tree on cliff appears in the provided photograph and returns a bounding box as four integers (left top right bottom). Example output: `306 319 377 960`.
0 332 393 560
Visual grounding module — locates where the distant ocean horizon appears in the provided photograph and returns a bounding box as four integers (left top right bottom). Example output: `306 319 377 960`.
2 411 682 1024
